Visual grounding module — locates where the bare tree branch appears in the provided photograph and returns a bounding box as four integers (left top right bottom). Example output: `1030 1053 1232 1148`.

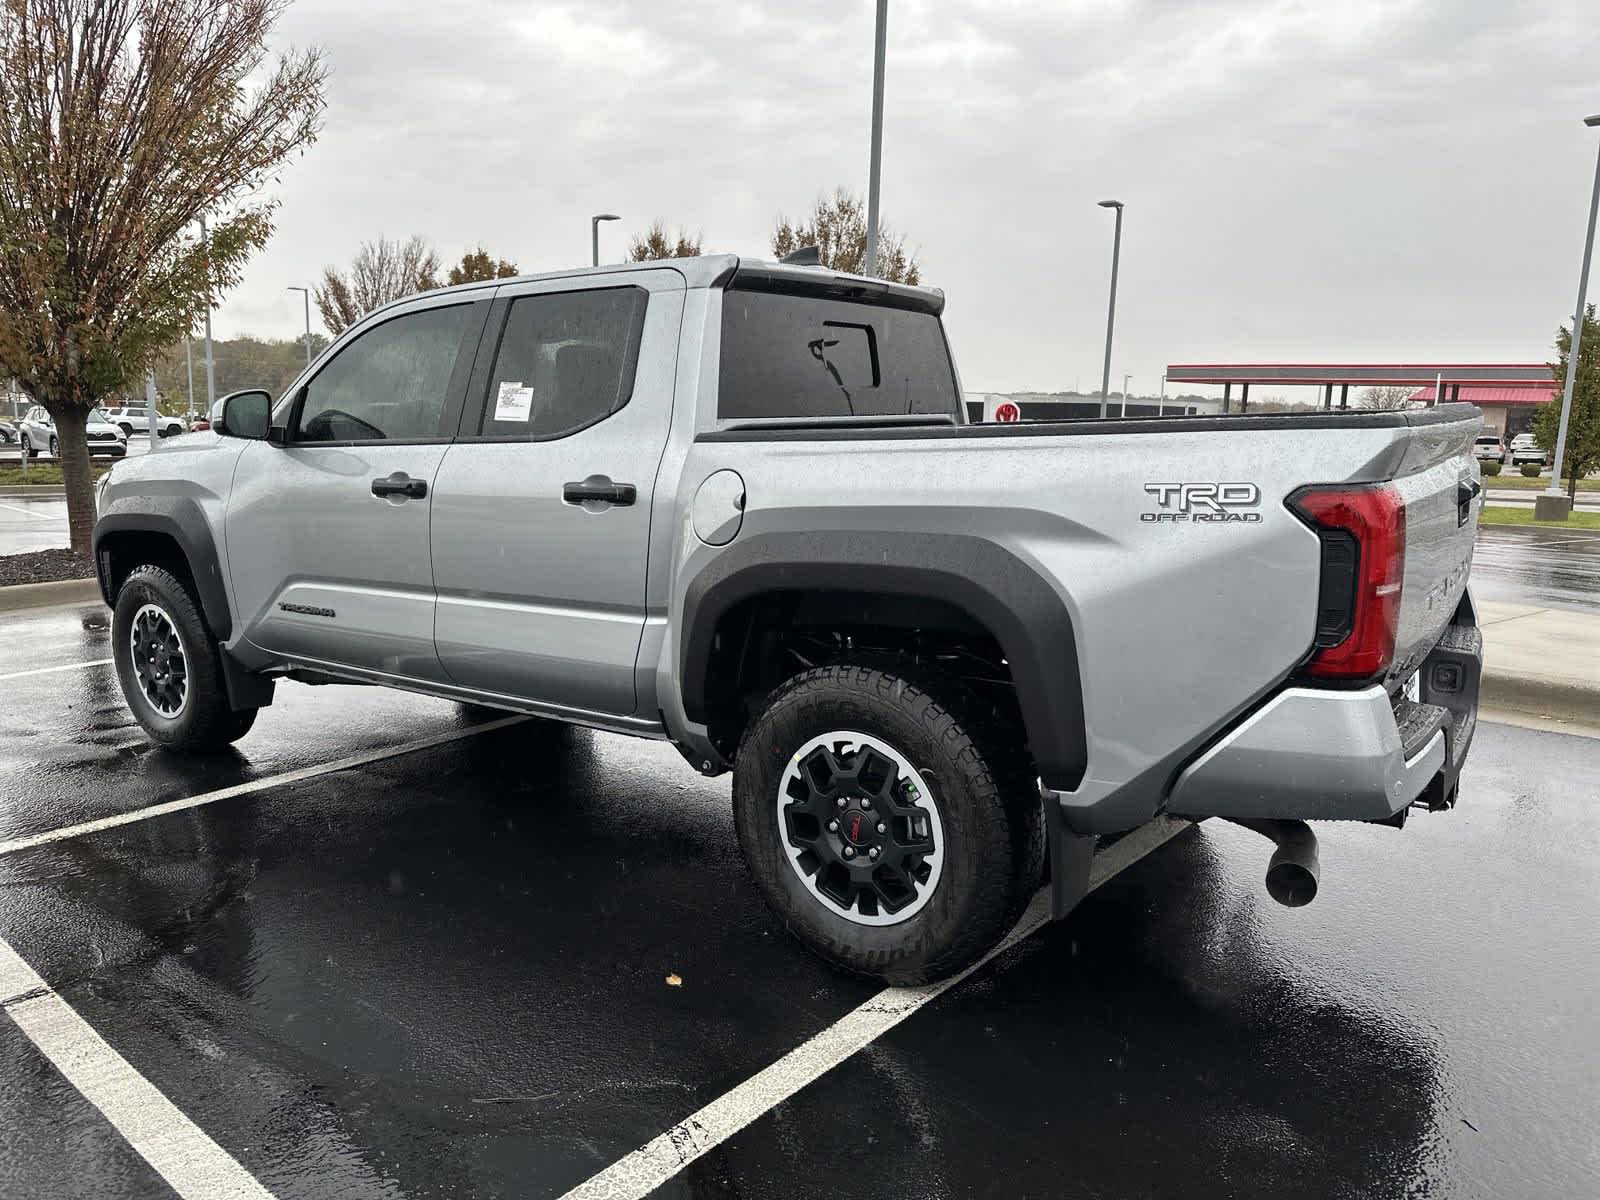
314 235 439 335
628 221 701 261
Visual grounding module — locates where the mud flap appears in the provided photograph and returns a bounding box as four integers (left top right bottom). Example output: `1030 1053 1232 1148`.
220 649 275 712
1046 791 1097 919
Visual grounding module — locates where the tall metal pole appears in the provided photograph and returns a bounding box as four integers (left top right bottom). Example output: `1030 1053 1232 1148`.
1097 201 1124 418
864 0 888 278
1546 114 1600 512
198 217 215 411
591 213 620 267
287 287 312 369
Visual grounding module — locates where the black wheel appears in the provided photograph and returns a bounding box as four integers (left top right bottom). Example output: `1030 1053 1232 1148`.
48 435 58 458
19 433 34 459
118 423 134 437
733 661 1044 985
113 565 258 751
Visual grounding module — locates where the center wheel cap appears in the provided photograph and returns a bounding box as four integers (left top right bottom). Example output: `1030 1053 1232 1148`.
840 808 874 847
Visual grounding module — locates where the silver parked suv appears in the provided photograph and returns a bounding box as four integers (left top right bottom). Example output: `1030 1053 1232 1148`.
104 405 185 438
17 405 128 459
94 256 1484 983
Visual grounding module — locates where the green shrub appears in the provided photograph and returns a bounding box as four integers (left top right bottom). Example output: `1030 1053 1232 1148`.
1520 463 1542 477
1482 460 1502 476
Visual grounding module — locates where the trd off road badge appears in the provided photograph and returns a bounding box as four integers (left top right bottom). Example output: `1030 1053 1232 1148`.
1141 482 1262 523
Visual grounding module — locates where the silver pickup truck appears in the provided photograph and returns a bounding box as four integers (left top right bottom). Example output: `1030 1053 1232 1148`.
93 255 1484 983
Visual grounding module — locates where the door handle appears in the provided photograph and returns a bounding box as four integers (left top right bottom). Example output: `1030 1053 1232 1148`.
371 473 428 500
563 476 637 507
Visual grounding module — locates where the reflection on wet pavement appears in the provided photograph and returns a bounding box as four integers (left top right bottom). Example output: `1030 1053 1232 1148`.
1472 526 1600 613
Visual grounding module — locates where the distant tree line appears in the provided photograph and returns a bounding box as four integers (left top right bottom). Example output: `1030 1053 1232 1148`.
145 333 331 413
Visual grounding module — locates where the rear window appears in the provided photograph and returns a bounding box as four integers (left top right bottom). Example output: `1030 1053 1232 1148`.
717 290 958 421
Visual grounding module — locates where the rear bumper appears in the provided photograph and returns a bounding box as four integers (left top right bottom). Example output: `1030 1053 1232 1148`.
1166 596 1482 824
1165 686 1444 821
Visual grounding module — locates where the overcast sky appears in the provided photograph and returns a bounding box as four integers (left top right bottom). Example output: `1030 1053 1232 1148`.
218 0 1600 399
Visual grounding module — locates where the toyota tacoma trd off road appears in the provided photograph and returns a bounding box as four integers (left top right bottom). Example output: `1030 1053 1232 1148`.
94 255 1485 984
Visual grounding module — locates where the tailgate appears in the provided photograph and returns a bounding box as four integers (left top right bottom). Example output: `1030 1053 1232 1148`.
1384 412 1483 689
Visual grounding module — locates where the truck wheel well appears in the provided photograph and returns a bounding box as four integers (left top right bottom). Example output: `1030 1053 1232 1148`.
99 531 199 612
701 589 1027 765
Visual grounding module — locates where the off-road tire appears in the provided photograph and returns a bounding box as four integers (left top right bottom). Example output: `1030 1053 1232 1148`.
733 661 1044 985
113 564 257 751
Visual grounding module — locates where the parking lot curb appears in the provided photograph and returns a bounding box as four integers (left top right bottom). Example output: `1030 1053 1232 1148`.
1480 667 1600 727
0 578 102 613
0 485 67 498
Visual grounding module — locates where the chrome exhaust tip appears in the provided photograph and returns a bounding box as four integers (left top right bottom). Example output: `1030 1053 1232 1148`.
1229 818 1320 907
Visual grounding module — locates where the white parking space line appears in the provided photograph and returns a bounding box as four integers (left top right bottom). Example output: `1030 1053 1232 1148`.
0 715 527 858
559 816 1194 1200
0 500 57 519
0 658 113 682
0 938 275 1199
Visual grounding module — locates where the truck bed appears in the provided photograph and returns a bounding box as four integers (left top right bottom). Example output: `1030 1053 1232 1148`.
679 403 1484 833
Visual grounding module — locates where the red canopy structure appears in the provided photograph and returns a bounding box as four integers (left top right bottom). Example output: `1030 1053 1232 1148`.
1165 362 1552 412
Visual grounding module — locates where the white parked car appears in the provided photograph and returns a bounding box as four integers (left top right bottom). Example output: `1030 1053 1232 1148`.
1473 434 1505 464
104 405 185 438
1509 433 1547 468
16 406 128 459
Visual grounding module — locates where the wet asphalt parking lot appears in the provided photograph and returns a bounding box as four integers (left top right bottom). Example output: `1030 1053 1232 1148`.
0 602 1597 1199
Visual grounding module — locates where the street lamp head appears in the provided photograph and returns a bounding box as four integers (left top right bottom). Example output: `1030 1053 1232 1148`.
1098 199 1123 209
593 213 621 222
1586 114 1600 128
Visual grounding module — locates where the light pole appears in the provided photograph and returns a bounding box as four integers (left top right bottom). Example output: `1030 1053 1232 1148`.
1122 373 1132 417
1097 200 1124 419
198 216 215 411
591 213 620 267
864 0 888 277
287 286 312 370
1538 113 1600 522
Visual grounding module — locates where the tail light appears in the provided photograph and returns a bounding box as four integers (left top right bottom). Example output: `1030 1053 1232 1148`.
1289 484 1405 682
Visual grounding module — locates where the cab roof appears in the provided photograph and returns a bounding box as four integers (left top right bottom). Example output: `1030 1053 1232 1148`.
397 254 944 316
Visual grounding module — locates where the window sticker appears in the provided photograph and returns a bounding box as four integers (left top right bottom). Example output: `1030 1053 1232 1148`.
494 380 534 423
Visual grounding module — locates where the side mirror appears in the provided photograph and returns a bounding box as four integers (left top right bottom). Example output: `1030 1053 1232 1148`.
214 390 272 440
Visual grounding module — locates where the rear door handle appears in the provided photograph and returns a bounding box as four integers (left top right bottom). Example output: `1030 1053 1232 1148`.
371 473 428 500
563 476 637 507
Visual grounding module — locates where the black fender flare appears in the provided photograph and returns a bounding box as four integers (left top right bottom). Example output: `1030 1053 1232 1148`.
93 498 233 641
679 530 1088 791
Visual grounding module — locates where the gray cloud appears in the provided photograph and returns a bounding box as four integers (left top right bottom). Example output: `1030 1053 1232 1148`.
217 0 1600 398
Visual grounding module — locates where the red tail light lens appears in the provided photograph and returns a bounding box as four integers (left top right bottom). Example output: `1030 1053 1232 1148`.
1290 485 1406 682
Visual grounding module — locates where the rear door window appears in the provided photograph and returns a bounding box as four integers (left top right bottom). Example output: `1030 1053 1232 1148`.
477 287 648 441
718 290 958 420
